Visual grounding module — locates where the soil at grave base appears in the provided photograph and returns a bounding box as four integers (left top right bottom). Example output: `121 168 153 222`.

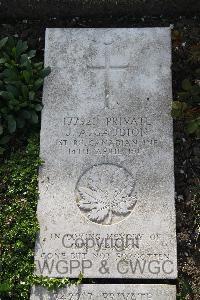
0 16 199 299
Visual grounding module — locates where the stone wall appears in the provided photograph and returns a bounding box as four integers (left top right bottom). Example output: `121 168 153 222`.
0 0 199 20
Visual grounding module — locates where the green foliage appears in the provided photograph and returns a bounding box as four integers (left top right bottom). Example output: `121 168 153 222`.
0 135 82 299
0 37 81 299
172 34 200 137
0 36 50 154
177 278 193 300
0 135 41 299
172 77 200 135
31 273 83 291
0 134 83 299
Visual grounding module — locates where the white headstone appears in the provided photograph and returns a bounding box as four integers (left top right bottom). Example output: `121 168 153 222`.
35 28 177 279
31 284 176 300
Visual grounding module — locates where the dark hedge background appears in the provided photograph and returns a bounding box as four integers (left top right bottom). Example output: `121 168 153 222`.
0 0 200 19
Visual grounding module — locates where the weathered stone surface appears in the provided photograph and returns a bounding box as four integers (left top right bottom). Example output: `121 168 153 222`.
35 28 177 278
31 284 176 300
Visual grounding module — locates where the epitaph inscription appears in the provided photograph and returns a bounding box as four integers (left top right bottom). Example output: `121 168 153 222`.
35 28 177 279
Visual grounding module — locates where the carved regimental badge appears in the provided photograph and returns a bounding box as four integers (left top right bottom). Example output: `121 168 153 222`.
76 163 137 225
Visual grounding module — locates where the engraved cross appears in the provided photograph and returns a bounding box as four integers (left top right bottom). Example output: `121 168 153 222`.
87 42 130 108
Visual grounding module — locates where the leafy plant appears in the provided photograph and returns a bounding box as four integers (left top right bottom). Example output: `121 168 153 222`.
0 36 50 154
172 33 200 137
177 278 193 300
0 135 82 299
0 135 41 299
172 35 200 137
31 273 83 291
172 77 200 136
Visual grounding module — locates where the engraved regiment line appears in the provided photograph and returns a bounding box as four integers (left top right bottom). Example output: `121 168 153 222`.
87 42 131 109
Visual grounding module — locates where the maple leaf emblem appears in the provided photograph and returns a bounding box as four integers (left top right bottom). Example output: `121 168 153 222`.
76 164 137 225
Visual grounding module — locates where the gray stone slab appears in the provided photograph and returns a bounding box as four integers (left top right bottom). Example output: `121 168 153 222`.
31 284 176 300
35 28 177 278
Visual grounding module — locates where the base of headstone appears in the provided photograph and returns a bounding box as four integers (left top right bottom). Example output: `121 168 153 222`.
30 284 176 299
